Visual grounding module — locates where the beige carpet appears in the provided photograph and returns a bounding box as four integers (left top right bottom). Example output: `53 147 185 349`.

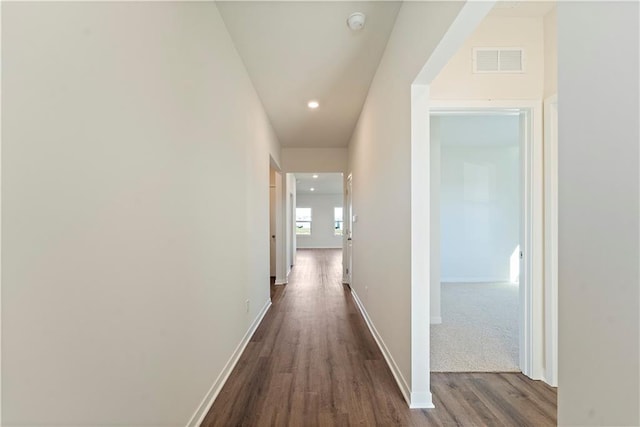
431 282 520 372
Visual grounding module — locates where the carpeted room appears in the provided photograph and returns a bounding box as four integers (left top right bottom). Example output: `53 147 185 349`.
430 113 521 373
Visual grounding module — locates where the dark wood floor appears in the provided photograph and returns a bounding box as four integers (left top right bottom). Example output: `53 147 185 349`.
202 249 557 426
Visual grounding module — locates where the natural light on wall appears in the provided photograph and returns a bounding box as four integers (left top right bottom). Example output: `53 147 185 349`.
510 245 520 284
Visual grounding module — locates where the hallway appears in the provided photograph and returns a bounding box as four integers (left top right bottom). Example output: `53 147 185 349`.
202 249 556 426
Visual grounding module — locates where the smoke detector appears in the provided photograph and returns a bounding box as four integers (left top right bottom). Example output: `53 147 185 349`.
347 12 366 31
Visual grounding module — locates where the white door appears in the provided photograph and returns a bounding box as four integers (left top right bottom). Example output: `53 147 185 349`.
269 186 276 276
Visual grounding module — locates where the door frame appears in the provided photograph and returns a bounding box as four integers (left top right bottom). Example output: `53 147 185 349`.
344 174 353 285
543 94 559 387
269 157 287 286
427 100 545 381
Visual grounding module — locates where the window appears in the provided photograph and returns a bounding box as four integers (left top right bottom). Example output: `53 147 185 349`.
334 207 343 236
296 208 312 235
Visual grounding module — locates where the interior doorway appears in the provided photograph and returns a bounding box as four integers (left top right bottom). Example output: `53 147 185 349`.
345 174 353 285
430 111 523 372
269 167 277 280
293 173 345 252
427 102 544 381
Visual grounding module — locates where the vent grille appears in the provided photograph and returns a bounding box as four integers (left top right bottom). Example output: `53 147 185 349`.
473 48 524 73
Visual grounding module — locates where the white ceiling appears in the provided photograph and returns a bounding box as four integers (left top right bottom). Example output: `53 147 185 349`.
295 173 344 195
217 1 402 148
434 114 521 147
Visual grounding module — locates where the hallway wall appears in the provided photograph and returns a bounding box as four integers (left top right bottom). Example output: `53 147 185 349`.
282 148 347 173
2 2 280 425
558 2 639 425
347 0 464 401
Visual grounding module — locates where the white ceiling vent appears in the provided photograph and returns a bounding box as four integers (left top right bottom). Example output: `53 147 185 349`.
473 48 524 73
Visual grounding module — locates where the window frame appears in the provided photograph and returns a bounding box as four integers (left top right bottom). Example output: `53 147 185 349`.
295 207 312 236
334 207 344 236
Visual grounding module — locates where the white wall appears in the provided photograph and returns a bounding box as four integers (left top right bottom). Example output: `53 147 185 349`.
558 2 639 425
543 7 557 99
435 115 520 283
430 14 544 100
2 2 280 425
440 144 520 282
282 147 347 173
347 0 464 402
296 194 343 249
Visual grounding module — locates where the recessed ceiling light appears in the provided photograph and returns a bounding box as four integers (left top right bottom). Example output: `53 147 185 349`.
312 174 319 179
310 188 315 192
307 100 319 109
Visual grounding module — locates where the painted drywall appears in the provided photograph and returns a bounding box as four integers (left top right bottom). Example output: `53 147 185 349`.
282 147 347 173
430 15 544 100
347 0 464 398
440 143 520 283
543 7 557 99
434 114 520 283
558 2 640 425
296 194 343 249
2 2 280 425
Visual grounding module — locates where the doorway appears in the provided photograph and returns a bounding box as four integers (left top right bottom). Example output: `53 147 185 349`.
428 101 544 380
293 173 345 251
269 167 277 281
345 174 353 285
430 111 523 372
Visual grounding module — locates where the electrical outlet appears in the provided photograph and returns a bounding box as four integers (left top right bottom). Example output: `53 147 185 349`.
245 299 250 313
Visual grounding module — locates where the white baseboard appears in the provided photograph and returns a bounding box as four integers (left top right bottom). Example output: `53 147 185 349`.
296 245 343 249
430 316 442 324
441 277 508 283
185 299 272 427
410 391 434 409
350 290 413 407
275 276 288 285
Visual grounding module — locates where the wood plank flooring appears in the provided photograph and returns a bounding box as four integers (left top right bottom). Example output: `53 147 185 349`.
202 249 557 426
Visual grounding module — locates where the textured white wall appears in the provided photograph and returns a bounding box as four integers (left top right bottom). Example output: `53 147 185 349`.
296 194 343 249
2 2 280 425
558 2 639 425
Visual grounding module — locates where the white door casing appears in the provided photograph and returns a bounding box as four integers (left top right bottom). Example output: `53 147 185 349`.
544 94 559 387
345 174 353 285
428 100 546 382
